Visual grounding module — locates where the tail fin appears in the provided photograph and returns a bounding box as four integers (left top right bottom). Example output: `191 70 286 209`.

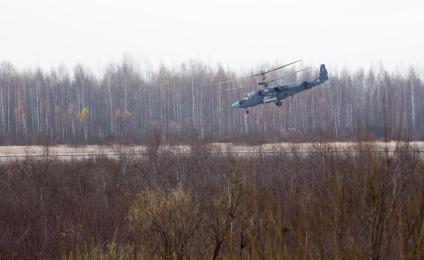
319 64 329 82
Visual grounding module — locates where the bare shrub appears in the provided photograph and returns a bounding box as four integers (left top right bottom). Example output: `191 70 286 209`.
128 184 202 259
1 144 424 259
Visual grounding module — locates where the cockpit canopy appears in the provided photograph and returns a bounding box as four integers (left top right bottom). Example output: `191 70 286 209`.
244 91 256 100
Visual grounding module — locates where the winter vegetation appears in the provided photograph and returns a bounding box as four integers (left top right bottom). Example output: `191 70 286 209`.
1 59 424 259
1 142 423 259
0 59 423 145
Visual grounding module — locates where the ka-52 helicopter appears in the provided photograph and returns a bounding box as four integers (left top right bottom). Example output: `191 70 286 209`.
219 60 328 114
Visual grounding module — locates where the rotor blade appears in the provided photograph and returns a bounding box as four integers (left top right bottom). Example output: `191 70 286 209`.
216 74 256 86
265 59 303 74
267 67 311 84
252 59 302 77
216 78 238 85
223 85 255 91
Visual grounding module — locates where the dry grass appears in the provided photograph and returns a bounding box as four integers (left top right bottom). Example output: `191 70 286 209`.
0 142 423 259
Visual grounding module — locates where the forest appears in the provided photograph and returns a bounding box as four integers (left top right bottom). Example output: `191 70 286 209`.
2 59 424 259
0 59 423 145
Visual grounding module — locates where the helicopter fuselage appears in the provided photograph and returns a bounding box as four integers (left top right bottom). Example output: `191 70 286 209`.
231 64 328 109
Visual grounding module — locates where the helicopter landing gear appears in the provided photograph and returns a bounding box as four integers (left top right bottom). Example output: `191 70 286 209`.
275 100 282 107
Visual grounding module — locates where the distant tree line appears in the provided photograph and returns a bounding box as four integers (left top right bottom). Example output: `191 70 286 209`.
0 59 423 145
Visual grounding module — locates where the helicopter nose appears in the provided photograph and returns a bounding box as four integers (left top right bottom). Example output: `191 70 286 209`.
231 101 240 108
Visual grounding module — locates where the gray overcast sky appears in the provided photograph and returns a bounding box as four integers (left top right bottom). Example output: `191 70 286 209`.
0 0 423 72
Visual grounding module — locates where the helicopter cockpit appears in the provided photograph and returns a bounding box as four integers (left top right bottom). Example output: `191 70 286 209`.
245 91 256 99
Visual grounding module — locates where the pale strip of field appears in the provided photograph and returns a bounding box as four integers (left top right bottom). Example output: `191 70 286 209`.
212 141 424 155
0 141 423 161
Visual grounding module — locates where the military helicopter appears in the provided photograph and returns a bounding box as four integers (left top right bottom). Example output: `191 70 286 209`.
221 60 328 113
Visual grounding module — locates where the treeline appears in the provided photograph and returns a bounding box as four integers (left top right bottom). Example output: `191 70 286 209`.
0 60 423 144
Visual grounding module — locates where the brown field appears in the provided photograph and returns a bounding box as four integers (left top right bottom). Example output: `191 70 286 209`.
1 142 424 259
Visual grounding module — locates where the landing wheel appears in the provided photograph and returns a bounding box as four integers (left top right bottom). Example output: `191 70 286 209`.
245 110 249 114
275 101 282 107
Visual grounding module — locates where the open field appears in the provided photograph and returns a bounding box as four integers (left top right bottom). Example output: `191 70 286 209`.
0 141 424 161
